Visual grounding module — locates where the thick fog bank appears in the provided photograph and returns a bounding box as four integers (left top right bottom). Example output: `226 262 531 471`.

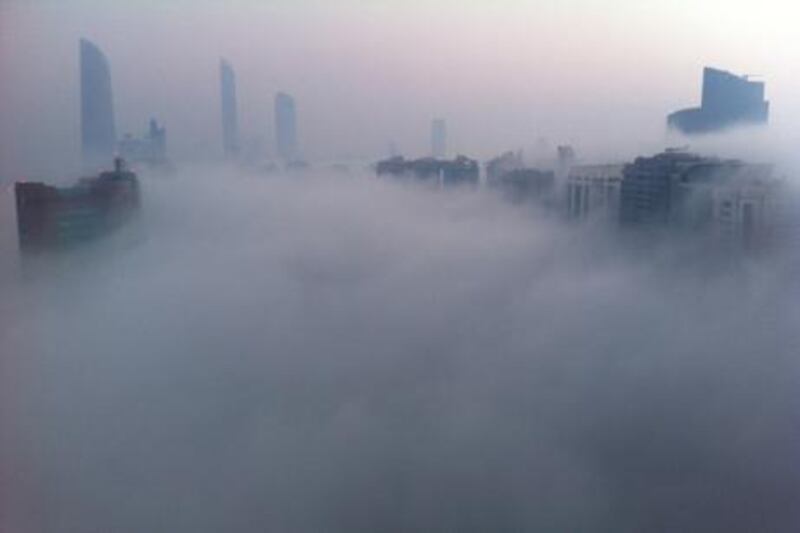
2 168 800 532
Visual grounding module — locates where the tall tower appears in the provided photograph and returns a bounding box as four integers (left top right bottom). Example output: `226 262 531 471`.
80 39 116 168
431 118 446 158
220 59 239 157
275 92 298 162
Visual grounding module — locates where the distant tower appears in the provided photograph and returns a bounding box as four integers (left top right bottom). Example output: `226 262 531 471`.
556 145 576 180
149 118 167 162
80 39 116 168
220 59 239 157
431 119 447 158
275 92 298 162
668 67 769 135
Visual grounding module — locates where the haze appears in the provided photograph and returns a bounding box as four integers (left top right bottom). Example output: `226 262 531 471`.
2 168 798 531
2 1 800 532
2 0 800 177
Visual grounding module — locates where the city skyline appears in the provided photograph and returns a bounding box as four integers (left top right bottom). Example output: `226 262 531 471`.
3 3 800 532
2 0 799 178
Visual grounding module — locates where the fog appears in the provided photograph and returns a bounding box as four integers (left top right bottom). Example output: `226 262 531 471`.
3 0 800 177
1 168 799 532
3 0 800 531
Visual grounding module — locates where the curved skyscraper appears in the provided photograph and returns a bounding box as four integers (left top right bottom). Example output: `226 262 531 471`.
431 118 447 158
220 59 239 157
80 39 116 167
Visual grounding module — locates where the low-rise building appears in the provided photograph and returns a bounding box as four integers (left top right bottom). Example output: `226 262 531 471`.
620 149 780 251
376 156 479 187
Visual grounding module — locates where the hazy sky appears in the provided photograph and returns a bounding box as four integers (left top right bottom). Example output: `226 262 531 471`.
1 0 799 175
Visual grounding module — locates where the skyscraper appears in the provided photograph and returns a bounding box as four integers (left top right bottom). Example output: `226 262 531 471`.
220 59 239 157
668 67 769 135
431 119 447 158
275 92 298 162
80 39 116 168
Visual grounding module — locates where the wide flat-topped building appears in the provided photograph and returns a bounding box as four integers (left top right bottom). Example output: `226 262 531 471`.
377 156 479 187
668 67 769 135
620 149 780 251
15 158 140 252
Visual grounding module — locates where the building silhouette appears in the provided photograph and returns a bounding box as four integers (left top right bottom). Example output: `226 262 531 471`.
220 59 239 157
668 67 769 135
118 119 168 168
485 150 562 205
619 150 777 250
486 151 525 184
557 145 576 180
15 158 140 252
80 39 116 168
431 119 447 158
491 168 555 204
566 165 624 222
376 155 478 187
275 92 298 162
621 150 712 226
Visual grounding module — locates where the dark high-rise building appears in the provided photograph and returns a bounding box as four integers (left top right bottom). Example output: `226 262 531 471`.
620 150 710 227
431 119 447 158
275 92 298 162
220 59 239 157
619 149 773 234
80 39 116 168
15 158 140 252
668 67 769 135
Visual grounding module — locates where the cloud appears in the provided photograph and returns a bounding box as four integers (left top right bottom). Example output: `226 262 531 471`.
2 167 800 532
